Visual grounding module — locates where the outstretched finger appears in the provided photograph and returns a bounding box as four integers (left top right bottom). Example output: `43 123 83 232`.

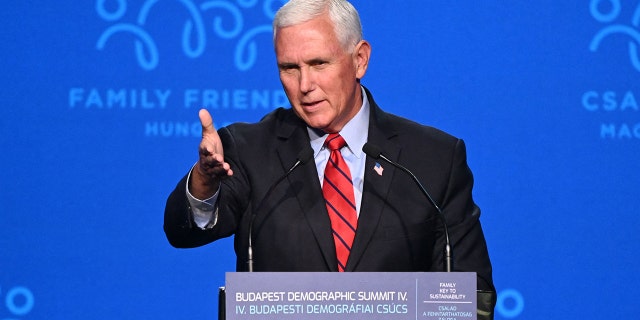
199 109 216 136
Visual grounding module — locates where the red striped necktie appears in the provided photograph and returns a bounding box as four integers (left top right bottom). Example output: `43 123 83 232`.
322 133 358 272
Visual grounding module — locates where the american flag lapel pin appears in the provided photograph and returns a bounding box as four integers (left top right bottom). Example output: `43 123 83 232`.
373 162 384 176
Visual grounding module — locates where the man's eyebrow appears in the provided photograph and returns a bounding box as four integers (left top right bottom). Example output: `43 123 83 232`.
278 62 299 69
307 58 328 65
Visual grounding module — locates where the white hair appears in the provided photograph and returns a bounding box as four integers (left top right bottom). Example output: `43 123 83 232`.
273 0 363 52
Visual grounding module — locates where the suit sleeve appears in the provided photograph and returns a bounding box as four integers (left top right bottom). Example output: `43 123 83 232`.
163 127 245 248
431 139 495 293
163 174 238 248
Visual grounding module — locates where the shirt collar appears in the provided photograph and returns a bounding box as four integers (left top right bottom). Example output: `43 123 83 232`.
308 86 370 158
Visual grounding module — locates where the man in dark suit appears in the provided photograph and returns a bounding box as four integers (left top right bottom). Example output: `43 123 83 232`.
164 0 495 317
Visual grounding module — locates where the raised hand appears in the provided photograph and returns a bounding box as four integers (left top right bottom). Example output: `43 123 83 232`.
189 109 233 199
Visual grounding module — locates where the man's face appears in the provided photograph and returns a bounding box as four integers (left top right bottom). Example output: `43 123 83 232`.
275 14 370 133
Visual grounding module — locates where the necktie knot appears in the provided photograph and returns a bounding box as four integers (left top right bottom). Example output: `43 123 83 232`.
325 133 346 151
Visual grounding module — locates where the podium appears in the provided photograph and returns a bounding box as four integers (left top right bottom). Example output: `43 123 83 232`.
219 272 478 320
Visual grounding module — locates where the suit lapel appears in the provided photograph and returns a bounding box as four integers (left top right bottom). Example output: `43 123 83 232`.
275 112 338 271
270 91 401 272
346 92 401 271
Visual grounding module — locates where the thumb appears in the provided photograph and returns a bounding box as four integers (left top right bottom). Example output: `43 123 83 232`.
199 109 216 136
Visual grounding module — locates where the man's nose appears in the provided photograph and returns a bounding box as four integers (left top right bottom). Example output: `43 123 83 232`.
299 67 315 93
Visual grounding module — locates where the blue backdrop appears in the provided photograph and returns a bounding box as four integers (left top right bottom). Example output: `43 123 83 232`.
2 0 639 319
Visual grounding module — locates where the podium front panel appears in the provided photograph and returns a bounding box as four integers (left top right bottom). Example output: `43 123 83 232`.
224 272 476 320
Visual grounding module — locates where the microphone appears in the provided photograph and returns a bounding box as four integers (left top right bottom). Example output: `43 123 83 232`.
362 143 453 272
247 147 314 272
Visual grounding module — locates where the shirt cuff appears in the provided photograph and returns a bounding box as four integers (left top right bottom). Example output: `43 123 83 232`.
186 164 220 229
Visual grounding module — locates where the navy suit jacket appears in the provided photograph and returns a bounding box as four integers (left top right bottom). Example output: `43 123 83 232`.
164 88 494 294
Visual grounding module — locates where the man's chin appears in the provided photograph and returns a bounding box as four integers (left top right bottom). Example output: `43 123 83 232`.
304 120 334 133
292 110 338 132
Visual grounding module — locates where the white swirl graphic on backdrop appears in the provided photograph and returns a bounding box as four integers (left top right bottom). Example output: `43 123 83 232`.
1 286 34 320
590 0 640 72
96 0 285 71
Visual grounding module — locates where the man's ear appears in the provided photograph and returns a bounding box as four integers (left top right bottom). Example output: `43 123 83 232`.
353 40 371 80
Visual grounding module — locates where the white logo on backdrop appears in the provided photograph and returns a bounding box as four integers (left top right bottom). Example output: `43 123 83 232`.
96 0 285 71
1 286 34 319
585 0 640 140
589 0 640 71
